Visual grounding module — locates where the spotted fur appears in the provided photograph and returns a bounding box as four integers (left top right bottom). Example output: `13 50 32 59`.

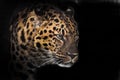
9 4 79 80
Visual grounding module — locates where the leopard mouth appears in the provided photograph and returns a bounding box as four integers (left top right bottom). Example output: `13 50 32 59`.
38 51 78 68
56 52 78 68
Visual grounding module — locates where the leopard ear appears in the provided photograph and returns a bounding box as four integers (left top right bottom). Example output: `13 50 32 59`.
65 7 74 17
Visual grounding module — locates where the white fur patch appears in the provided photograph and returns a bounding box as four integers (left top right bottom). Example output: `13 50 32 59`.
57 63 72 68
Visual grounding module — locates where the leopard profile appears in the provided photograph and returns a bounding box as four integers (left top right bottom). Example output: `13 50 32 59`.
9 3 79 80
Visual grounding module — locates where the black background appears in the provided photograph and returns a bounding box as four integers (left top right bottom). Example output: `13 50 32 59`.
0 0 120 80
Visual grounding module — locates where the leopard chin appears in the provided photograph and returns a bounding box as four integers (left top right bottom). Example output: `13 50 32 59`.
58 63 73 68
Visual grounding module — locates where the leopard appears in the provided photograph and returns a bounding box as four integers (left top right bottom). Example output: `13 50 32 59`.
9 3 79 80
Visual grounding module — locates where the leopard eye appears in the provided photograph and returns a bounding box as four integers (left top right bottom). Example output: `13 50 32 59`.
57 34 64 40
